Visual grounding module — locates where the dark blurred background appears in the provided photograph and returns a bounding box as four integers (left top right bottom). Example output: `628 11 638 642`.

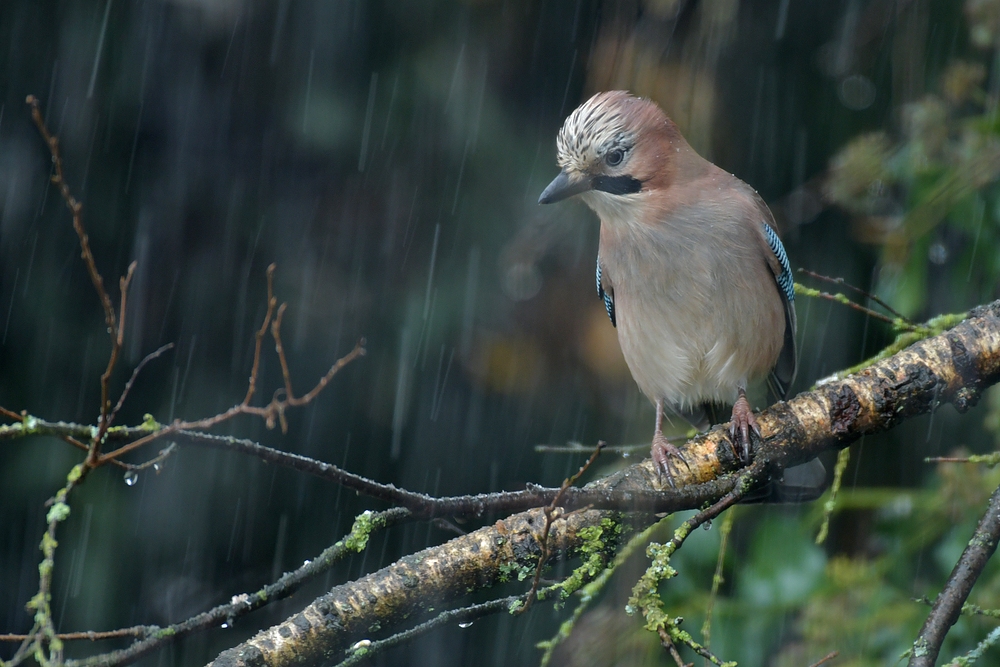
4 1 1000 665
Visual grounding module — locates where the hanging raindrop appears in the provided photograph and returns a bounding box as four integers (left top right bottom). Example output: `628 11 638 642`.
124 470 138 486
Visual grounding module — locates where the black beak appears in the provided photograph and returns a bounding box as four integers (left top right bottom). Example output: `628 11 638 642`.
538 170 593 204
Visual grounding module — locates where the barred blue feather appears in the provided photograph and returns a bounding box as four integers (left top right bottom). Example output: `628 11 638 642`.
763 223 794 304
596 258 616 327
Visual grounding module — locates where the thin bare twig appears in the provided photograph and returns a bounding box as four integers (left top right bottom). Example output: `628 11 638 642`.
106 343 175 428
658 626 692 667
25 95 116 334
270 301 365 410
517 442 605 615
243 263 278 406
92 261 136 458
798 268 911 322
126 442 177 474
0 405 23 421
797 285 900 326
807 651 839 667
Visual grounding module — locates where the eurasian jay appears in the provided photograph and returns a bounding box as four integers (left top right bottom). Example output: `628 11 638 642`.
539 90 798 482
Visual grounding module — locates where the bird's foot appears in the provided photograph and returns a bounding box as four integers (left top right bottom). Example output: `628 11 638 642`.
728 394 760 465
651 433 690 488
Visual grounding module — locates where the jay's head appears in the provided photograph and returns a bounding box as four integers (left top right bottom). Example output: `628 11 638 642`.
539 90 688 207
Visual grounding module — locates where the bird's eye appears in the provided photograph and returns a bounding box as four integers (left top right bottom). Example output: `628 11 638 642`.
605 149 625 167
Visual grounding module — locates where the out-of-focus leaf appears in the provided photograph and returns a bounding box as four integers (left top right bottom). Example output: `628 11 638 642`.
739 514 826 608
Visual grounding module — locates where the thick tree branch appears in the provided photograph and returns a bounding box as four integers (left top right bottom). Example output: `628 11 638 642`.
208 507 624 667
202 300 1000 667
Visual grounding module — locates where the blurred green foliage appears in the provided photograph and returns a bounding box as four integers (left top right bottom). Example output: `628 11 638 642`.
826 52 1000 317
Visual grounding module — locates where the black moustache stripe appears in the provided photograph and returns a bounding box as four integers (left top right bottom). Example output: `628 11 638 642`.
592 175 642 195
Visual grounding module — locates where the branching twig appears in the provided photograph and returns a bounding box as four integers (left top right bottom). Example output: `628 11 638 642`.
92 263 366 463
25 96 136 464
430 518 467 536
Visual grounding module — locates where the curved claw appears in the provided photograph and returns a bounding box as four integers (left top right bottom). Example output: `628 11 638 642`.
651 434 691 488
728 394 760 465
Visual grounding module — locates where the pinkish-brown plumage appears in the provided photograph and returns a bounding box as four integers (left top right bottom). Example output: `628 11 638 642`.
540 91 799 480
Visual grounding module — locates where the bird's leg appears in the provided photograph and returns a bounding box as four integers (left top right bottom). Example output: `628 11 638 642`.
651 399 690 487
728 387 760 465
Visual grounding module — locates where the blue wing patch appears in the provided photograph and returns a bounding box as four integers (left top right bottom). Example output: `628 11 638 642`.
763 223 794 303
596 257 616 327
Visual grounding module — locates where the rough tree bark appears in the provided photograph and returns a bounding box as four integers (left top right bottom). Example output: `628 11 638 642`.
209 299 1000 667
